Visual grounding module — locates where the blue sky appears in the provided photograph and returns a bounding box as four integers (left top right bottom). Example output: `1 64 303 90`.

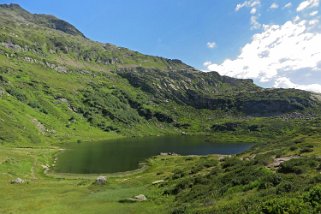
1 0 321 92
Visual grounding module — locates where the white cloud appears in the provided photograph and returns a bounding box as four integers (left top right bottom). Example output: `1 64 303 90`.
205 0 321 93
284 2 292 8
235 0 262 29
297 0 319 12
250 8 257 14
207 42 216 49
235 3 245 11
270 3 279 9
250 15 262 29
294 15 301 22
235 0 260 11
274 77 321 93
204 16 321 92
203 61 212 67
310 10 319 16
309 19 319 26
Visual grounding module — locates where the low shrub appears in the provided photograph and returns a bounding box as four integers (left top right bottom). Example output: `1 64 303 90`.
261 198 310 214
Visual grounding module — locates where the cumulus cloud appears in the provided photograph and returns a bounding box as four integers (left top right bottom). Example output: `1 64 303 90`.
297 0 319 12
204 11 321 92
205 19 321 79
274 77 321 93
207 42 216 49
203 0 321 93
270 3 279 9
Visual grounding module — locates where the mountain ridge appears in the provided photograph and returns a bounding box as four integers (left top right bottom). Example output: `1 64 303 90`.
0 4 320 145
0 3 85 37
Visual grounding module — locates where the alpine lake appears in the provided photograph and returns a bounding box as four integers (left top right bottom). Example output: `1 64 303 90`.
55 135 252 174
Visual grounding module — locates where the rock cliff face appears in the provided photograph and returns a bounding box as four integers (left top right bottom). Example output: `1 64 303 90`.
33 14 85 38
117 67 318 116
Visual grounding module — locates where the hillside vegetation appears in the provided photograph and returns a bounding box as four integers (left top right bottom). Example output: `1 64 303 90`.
1 4 321 214
0 4 320 145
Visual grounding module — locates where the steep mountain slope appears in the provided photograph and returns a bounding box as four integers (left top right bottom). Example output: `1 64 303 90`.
0 4 320 145
117 68 319 115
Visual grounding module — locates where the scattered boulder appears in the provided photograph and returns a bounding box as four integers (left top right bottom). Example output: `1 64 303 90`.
41 164 50 173
44 62 68 73
31 118 46 134
95 176 107 185
133 194 147 201
10 178 25 184
152 180 164 185
119 194 148 203
160 152 178 156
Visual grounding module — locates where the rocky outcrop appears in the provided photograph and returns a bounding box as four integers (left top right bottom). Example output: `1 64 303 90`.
117 67 318 116
268 156 300 169
31 118 46 134
34 14 85 38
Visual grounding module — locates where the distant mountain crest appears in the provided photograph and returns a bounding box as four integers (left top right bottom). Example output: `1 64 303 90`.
33 14 85 37
0 3 85 37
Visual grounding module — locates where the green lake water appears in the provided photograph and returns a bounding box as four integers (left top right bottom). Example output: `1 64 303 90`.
55 135 252 174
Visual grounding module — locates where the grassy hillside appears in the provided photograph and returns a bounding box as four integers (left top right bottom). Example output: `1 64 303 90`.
0 4 320 145
1 3 321 214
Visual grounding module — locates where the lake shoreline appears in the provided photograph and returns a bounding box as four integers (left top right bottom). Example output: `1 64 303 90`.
53 135 252 175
